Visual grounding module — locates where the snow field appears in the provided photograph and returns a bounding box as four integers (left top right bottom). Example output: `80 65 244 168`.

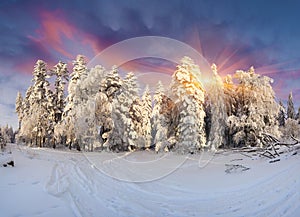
1 144 300 217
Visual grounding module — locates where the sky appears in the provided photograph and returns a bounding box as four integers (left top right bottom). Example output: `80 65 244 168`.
1 0 300 129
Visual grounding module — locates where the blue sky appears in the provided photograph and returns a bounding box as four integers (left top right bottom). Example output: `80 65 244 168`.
1 0 300 128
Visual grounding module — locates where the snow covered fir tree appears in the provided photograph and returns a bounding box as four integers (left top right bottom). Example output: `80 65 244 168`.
15 55 300 153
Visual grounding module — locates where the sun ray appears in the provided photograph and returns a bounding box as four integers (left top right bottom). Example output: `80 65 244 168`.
217 47 241 71
186 26 204 56
256 59 300 75
218 57 251 75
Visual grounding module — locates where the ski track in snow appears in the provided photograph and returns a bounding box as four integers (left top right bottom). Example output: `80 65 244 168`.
3 144 300 217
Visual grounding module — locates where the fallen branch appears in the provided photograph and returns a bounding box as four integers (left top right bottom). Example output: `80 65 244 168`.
261 132 280 143
226 134 300 161
270 142 280 157
230 158 243 162
259 152 273 159
269 159 280 163
291 136 300 144
239 152 252 158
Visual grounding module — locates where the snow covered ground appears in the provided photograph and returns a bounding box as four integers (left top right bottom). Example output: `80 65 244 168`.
1 144 300 217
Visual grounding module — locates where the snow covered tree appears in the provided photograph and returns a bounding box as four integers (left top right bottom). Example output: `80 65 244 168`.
63 55 88 119
72 54 88 82
20 60 50 147
220 75 236 146
22 86 34 117
45 61 69 148
15 92 23 130
223 75 236 116
105 72 141 151
99 66 122 100
73 65 108 151
60 55 88 150
51 61 69 123
0 131 5 150
129 98 143 149
1 125 14 144
124 72 143 150
152 81 165 151
45 89 56 147
82 65 107 98
281 118 300 140
296 107 300 124
170 56 206 154
278 100 286 127
152 81 175 152
74 98 97 151
96 66 122 147
65 56 87 108
203 94 211 145
206 64 227 150
31 60 50 147
227 67 280 147
17 86 33 144
94 92 111 146
140 86 152 149
287 92 295 119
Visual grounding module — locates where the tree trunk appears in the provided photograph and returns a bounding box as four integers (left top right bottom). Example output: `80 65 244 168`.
35 134 38 147
53 137 56 149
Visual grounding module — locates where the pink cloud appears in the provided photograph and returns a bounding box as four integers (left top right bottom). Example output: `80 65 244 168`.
28 10 102 61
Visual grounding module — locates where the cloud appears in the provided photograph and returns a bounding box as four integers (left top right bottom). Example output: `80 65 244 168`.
1 0 300 127
28 10 102 62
